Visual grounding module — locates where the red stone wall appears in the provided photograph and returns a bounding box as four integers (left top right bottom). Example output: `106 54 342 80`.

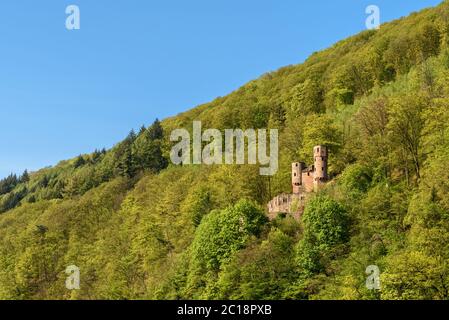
301 172 314 193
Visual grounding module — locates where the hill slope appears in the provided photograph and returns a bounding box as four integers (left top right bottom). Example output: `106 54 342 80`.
2 1 449 299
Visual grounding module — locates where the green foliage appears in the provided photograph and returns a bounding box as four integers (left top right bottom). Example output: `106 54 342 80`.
190 199 267 272
381 251 449 300
302 196 350 249
2 2 449 300
286 79 324 117
0 174 19 196
217 229 298 300
339 164 373 198
182 187 213 227
296 196 349 276
74 155 86 168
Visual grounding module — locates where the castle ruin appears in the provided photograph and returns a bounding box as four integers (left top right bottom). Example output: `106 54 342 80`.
267 145 328 220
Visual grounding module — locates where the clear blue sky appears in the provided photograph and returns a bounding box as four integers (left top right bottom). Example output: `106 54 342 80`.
0 0 442 178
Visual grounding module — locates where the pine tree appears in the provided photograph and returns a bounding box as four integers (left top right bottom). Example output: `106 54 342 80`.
91 149 102 164
0 174 19 195
114 138 137 178
74 155 86 168
127 129 137 142
20 170 30 183
148 119 164 140
137 119 168 172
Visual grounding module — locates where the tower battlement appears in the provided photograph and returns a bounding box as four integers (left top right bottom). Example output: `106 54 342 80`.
292 145 328 193
268 145 329 220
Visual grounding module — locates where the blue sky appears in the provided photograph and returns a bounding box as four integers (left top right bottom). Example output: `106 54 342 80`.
0 0 442 178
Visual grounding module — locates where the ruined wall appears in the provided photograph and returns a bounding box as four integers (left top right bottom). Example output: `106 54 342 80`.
267 146 328 220
301 170 314 193
267 193 305 220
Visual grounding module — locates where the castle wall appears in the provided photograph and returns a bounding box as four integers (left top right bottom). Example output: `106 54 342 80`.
267 145 328 221
267 193 304 220
301 171 314 193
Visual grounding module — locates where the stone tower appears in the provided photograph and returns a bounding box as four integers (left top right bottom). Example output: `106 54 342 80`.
313 145 328 191
292 162 304 194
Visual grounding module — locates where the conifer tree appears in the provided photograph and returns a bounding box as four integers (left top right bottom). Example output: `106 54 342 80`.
20 170 30 183
74 155 86 168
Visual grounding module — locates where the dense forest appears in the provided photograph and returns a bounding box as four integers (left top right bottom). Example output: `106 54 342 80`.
2 1 449 300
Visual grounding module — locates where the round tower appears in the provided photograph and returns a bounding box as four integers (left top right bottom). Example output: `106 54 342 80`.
292 162 303 194
313 145 328 184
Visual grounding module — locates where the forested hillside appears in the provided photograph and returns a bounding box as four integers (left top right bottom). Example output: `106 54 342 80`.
2 1 449 300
